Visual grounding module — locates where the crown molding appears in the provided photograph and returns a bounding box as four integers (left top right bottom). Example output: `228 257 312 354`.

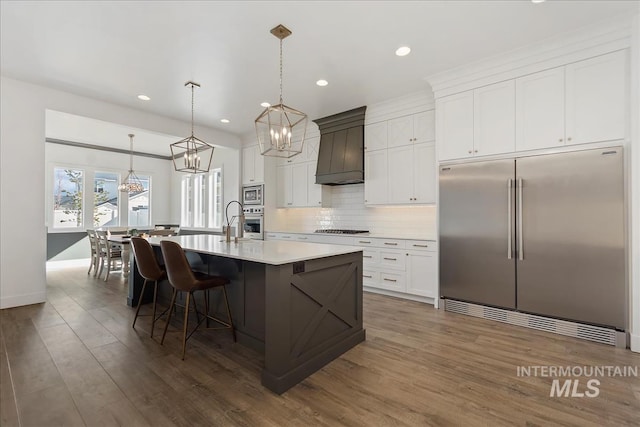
365 89 435 125
427 15 634 99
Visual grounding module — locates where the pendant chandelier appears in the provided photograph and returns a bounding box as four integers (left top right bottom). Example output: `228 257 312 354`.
118 133 144 193
170 81 214 173
255 24 307 158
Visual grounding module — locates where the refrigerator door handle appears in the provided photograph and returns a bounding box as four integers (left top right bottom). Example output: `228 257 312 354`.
507 179 513 259
518 178 524 261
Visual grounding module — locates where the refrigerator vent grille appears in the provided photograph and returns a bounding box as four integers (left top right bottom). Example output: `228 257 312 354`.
444 300 618 346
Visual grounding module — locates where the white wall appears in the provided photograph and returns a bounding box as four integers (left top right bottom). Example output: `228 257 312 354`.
630 13 640 352
0 76 241 309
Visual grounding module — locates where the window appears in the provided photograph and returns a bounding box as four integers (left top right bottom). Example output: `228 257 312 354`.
93 172 119 227
181 168 223 229
53 168 84 229
128 175 150 227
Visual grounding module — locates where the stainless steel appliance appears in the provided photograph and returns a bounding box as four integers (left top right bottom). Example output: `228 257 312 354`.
243 206 264 240
440 147 626 331
315 229 369 234
242 184 263 206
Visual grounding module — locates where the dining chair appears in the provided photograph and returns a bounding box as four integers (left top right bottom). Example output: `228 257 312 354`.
96 230 122 281
131 237 167 337
159 240 235 360
86 229 99 276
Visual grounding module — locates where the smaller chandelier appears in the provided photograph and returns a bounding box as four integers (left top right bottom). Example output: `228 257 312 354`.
170 81 214 173
118 134 144 193
255 24 308 158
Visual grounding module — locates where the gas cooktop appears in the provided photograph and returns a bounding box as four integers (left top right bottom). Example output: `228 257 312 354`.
314 229 370 234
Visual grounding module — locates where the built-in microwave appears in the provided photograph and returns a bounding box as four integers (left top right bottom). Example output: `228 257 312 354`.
242 184 263 206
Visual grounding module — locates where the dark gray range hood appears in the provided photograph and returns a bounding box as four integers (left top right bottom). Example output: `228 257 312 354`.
313 106 366 185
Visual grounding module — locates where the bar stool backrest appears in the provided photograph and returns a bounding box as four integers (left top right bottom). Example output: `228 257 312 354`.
160 240 198 292
130 237 164 281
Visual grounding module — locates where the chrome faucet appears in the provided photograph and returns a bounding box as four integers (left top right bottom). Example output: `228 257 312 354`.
225 200 244 242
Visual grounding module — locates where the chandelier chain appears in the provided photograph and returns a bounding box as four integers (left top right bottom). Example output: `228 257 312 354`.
191 83 195 137
279 38 283 105
129 134 134 171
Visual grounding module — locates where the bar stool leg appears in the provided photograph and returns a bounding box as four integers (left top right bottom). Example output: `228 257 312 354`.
182 292 191 360
150 280 158 338
222 286 236 342
132 278 149 329
161 288 178 345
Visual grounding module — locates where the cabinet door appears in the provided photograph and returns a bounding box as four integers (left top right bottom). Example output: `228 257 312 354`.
291 163 308 207
307 162 323 207
364 150 388 205
387 145 413 204
474 80 516 156
304 136 321 163
414 110 435 144
387 115 413 148
413 143 436 204
436 91 474 161
515 67 565 151
242 146 255 185
365 122 388 151
406 251 437 298
253 147 264 183
565 50 627 146
276 165 292 207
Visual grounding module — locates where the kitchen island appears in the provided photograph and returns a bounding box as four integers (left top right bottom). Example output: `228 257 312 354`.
127 235 365 394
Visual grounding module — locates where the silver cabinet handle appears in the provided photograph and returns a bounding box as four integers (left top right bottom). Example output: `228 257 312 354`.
384 242 398 246
507 178 513 260
412 244 429 248
298 237 308 240
384 278 397 282
282 236 291 239
383 257 397 261
518 178 524 261
363 255 372 258
359 240 371 244
363 275 372 279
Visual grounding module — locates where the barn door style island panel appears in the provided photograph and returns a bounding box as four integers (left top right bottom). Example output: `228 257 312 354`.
126 235 365 394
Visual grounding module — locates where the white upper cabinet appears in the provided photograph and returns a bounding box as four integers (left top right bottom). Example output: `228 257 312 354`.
515 67 566 152
242 145 264 185
565 50 627 146
436 91 474 161
364 149 388 205
413 143 436 204
291 163 308 207
474 80 516 156
276 164 292 207
364 121 388 152
388 111 435 148
387 145 413 203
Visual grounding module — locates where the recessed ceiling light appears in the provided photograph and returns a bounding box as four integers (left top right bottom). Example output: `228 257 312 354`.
531 0 545 3
395 46 411 57
137 94 150 101
316 79 328 87
261 102 271 108
220 119 230 123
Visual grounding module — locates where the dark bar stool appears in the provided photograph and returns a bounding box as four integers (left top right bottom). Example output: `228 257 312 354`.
159 240 236 360
131 237 167 338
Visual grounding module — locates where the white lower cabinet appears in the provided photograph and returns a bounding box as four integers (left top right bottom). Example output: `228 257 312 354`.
264 233 438 305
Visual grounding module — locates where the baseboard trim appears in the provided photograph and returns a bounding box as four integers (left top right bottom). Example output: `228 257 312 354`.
0 292 46 309
631 333 640 353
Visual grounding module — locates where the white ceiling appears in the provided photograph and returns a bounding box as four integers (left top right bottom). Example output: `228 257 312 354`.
2 0 639 141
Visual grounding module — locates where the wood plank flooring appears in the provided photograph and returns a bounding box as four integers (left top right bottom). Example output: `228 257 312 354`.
1 266 639 426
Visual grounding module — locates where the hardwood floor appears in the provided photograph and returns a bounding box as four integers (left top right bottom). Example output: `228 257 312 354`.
1 266 639 426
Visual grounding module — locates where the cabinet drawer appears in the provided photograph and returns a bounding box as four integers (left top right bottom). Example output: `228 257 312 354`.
380 250 405 270
379 239 406 249
405 240 436 251
295 235 312 242
379 271 405 292
362 249 379 267
362 270 379 287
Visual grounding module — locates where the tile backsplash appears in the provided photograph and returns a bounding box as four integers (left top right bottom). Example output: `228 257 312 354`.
267 184 436 237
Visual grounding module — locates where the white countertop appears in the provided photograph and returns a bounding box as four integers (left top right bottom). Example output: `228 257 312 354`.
147 235 362 265
266 230 437 241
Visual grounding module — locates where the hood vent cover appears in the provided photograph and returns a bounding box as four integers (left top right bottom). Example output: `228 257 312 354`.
313 106 366 185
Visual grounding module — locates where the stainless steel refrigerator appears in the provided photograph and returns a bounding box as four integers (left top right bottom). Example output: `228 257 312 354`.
439 147 626 330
